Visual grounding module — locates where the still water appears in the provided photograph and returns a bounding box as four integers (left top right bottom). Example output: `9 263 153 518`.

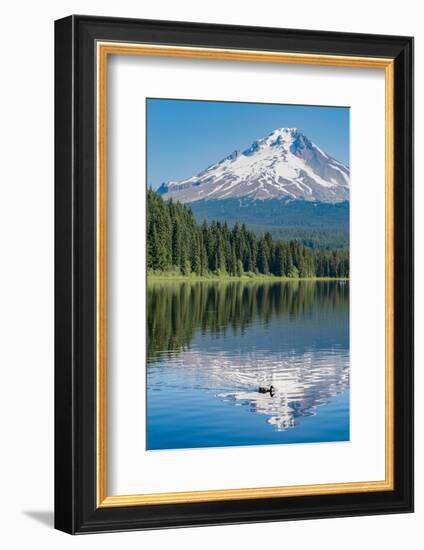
146 280 349 450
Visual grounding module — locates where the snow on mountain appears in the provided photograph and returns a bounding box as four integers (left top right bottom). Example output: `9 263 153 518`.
156 128 349 203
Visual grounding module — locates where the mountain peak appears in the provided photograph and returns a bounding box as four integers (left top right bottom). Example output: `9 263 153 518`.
157 127 349 203
268 127 300 139
243 127 302 155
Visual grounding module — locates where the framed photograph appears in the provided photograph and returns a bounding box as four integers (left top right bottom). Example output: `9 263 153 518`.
55 15 413 533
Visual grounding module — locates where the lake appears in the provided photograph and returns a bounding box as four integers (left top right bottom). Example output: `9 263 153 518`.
146 280 349 450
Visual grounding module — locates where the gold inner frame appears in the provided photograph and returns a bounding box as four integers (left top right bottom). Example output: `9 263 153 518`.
96 42 395 508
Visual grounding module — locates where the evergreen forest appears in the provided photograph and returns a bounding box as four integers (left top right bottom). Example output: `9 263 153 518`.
147 189 349 279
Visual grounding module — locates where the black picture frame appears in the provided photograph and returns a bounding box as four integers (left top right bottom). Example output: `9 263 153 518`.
55 15 414 534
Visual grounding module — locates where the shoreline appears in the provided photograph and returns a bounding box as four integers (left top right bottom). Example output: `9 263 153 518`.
147 274 349 283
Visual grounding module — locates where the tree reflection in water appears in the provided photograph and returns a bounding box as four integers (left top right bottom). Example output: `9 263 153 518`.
148 280 348 361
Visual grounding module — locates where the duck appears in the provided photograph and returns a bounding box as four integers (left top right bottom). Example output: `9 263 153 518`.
258 385 275 396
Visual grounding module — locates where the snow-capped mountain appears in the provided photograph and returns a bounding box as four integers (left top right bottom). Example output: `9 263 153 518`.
157 128 350 203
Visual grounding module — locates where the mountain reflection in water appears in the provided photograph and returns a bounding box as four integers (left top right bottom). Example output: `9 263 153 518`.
147 280 349 450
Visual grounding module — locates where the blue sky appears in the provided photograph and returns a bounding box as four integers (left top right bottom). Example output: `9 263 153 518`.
147 98 349 189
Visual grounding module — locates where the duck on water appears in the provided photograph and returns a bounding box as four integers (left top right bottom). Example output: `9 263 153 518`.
258 385 275 397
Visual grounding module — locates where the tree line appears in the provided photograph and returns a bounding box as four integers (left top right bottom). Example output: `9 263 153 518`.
147 189 349 278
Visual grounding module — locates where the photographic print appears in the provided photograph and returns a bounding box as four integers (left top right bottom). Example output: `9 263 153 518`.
146 98 350 451
55 18 413 532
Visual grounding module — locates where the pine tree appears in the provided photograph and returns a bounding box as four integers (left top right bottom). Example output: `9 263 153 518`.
274 242 285 276
257 238 269 274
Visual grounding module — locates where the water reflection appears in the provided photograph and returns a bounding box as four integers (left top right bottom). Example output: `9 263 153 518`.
147 280 349 448
148 280 349 361
217 351 348 431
